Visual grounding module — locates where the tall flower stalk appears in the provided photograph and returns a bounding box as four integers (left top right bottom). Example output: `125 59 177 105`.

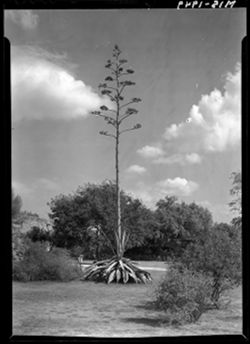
82 45 152 284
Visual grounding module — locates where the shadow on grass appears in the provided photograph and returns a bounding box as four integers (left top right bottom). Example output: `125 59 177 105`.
121 316 166 328
134 301 158 310
122 301 169 328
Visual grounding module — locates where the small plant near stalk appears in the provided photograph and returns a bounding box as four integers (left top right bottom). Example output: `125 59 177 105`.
82 45 152 284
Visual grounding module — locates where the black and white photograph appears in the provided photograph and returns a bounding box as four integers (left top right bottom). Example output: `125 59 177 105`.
6 3 246 338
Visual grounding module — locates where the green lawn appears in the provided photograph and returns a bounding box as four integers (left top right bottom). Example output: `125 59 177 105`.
12 262 242 337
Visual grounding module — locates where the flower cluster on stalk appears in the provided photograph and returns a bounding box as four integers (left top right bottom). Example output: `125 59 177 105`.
91 44 142 137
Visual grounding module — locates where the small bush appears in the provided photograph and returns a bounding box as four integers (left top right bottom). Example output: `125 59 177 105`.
13 240 82 282
180 224 242 306
69 245 82 258
153 264 213 325
26 226 51 243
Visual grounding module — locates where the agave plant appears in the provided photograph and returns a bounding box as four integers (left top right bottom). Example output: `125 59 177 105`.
82 257 152 284
84 45 152 284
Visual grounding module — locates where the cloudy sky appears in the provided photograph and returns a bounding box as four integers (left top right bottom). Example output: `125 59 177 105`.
5 9 245 222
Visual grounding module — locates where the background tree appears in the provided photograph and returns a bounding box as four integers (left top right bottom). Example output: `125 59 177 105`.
152 179 242 313
82 45 151 283
181 222 241 306
12 189 22 220
229 171 242 228
48 181 153 260
12 190 25 262
26 226 52 244
48 192 90 250
152 196 213 260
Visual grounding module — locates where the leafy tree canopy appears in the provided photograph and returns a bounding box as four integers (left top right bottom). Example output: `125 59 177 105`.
12 189 22 220
229 171 241 228
153 196 213 258
26 226 51 243
181 221 241 305
48 181 154 258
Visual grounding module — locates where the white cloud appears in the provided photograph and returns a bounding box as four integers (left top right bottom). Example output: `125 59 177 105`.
153 153 202 165
5 10 39 29
137 64 241 168
137 145 164 158
126 165 146 174
153 154 183 165
164 64 241 153
127 177 198 209
185 153 202 164
11 46 111 122
156 177 199 197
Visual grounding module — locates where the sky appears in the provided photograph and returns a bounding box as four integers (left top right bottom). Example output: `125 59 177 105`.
5 8 245 223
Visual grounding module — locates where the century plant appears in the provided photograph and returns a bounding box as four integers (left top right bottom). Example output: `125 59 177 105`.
82 45 152 284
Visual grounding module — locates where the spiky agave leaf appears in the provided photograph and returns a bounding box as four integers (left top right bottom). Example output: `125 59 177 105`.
107 269 116 284
82 259 108 279
122 268 129 283
106 259 118 273
119 259 125 270
127 269 139 283
116 269 121 283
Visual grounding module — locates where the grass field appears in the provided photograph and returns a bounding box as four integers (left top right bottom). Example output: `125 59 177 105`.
13 261 242 337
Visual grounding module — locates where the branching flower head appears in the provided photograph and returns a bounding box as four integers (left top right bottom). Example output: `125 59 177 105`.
119 59 128 64
126 108 138 115
99 130 108 135
101 89 112 95
100 105 109 111
105 76 114 82
120 81 136 86
132 97 142 103
91 111 101 116
134 123 142 129
98 83 107 89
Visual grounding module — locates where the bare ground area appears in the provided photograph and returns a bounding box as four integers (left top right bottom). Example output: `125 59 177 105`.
13 262 242 337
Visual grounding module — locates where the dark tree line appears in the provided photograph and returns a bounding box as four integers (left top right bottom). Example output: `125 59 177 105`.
13 168 241 265
41 178 241 264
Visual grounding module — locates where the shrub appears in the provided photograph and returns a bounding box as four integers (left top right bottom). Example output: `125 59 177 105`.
181 224 241 306
12 227 27 262
152 223 242 325
26 226 51 243
13 240 82 282
69 245 85 259
153 264 213 325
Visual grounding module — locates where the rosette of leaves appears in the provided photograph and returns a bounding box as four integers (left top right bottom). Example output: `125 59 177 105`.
82 257 152 284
